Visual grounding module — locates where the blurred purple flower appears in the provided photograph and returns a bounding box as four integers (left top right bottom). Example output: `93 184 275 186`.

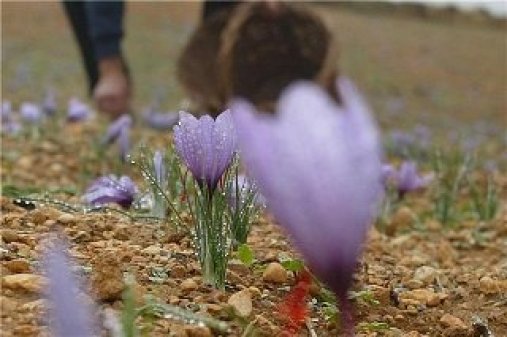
20 102 43 123
173 110 236 191
67 98 90 122
143 108 179 130
2 100 12 119
1 101 21 135
228 174 265 209
103 114 133 161
381 163 396 185
44 240 95 337
42 89 57 116
83 174 138 209
395 161 433 197
153 150 166 185
231 77 382 332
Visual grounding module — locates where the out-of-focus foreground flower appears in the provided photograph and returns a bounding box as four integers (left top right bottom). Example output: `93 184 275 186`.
44 240 95 337
173 110 236 191
232 77 383 333
83 174 138 209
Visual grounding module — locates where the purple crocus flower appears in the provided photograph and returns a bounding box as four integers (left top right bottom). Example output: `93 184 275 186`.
173 110 236 191
143 108 179 130
153 150 166 185
102 114 132 161
395 161 433 197
231 77 382 333
83 174 138 209
42 89 57 115
1 100 12 119
20 102 43 123
44 240 95 337
67 98 90 122
1 101 21 135
381 163 396 186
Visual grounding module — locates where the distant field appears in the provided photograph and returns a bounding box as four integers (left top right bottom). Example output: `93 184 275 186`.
2 2 506 132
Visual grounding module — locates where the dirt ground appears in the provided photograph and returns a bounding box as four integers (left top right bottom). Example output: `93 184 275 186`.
1 2 506 337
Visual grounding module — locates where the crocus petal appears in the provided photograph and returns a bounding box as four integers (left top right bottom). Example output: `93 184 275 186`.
83 175 138 209
103 114 133 144
173 110 236 190
1 100 12 120
231 78 382 299
396 161 432 194
44 240 95 337
20 102 43 123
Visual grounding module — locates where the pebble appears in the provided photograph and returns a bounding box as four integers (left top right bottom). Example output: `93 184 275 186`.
479 276 507 294
57 213 76 225
4 259 31 273
1 229 21 243
439 313 466 329
398 289 446 307
180 278 198 292
2 274 47 293
262 262 287 283
184 325 212 337
413 266 439 285
170 264 187 278
227 289 253 318
141 245 161 256
386 206 416 235
0 296 18 314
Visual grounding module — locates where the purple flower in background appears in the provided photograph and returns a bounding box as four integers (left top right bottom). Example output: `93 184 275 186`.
103 114 133 161
83 175 138 209
143 108 179 130
42 89 57 115
20 102 43 123
395 161 433 197
67 98 90 122
44 240 95 337
153 150 166 185
228 174 265 209
173 110 236 191
232 77 382 333
381 163 396 185
1 101 21 135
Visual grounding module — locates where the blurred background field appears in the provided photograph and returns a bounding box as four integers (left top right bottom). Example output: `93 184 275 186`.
2 1 506 132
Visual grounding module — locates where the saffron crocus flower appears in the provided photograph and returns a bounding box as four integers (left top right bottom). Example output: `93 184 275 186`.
232 77 382 333
143 108 179 130
1 101 21 135
44 240 95 337
42 89 57 115
381 163 396 186
67 98 90 122
83 175 138 209
1 100 12 119
103 114 132 161
20 102 43 123
395 160 433 197
173 110 236 191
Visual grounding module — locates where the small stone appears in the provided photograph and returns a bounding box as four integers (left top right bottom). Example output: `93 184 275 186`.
386 207 416 235
0 296 18 314
262 262 287 283
425 220 442 231
440 313 466 329
141 245 161 256
479 276 507 294
399 289 443 307
248 286 262 298
206 303 223 314
406 279 424 289
227 289 253 318
4 259 31 273
2 274 47 293
57 213 75 225
1 229 21 243
170 264 187 278
180 278 198 292
184 325 212 337
413 266 439 285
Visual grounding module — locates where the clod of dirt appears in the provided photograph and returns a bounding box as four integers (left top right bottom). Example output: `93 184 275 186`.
1 274 47 293
4 259 31 273
184 325 212 337
227 289 253 318
478 276 507 295
90 252 124 301
386 206 417 235
413 266 439 285
180 278 199 293
398 289 447 307
262 262 287 283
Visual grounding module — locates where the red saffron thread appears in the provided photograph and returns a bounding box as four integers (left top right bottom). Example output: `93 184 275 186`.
277 269 312 336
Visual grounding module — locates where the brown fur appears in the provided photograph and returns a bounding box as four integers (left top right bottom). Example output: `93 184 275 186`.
177 2 338 116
